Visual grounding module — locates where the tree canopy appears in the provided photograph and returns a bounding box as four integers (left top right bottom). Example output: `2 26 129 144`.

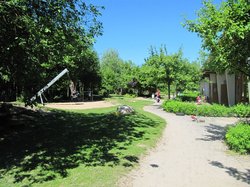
100 49 139 95
141 46 201 98
0 0 103 102
184 0 250 75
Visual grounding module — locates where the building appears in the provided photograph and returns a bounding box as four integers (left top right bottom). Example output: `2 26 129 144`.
200 71 248 106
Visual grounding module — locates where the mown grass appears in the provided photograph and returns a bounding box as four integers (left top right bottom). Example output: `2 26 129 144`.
0 97 165 187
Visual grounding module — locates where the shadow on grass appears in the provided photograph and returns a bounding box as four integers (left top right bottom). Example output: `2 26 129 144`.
209 161 250 185
0 106 158 185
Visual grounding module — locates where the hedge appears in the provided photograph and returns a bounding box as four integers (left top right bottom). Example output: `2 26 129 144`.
226 122 250 154
162 100 250 117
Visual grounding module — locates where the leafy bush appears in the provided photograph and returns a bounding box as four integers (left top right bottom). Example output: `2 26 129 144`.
232 103 250 117
225 122 250 154
177 91 199 102
162 100 249 117
197 104 231 117
163 100 196 114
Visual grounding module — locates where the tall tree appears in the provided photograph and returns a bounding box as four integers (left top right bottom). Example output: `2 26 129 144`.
0 0 103 102
100 49 124 95
100 49 139 95
139 52 162 93
120 60 139 95
183 0 250 75
141 46 201 98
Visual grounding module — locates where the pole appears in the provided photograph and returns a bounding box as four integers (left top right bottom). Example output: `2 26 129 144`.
30 68 69 104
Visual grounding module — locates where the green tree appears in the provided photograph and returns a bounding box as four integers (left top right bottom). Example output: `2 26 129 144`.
183 0 250 75
139 64 158 94
100 49 124 95
139 49 162 94
120 60 139 95
0 0 103 102
140 46 201 98
100 49 139 96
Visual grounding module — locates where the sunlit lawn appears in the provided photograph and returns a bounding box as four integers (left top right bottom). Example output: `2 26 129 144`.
0 97 165 186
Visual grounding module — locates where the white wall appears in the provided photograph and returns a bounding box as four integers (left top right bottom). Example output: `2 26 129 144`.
226 71 235 106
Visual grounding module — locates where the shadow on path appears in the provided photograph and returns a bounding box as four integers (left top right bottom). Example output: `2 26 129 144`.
196 123 232 141
209 161 250 185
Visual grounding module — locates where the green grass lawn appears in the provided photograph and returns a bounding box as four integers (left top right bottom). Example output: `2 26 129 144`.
0 97 165 187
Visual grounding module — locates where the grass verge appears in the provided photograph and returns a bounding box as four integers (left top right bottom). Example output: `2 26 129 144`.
0 97 165 187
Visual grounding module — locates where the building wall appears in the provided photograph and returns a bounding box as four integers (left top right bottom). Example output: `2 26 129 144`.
202 71 247 105
200 79 209 97
226 71 235 106
209 74 217 103
216 73 226 104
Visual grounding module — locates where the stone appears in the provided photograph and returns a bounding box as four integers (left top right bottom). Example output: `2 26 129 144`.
117 105 134 115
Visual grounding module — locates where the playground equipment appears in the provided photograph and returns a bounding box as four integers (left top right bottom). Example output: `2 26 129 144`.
30 68 69 104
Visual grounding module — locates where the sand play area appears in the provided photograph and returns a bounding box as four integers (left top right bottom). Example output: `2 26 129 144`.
45 101 115 110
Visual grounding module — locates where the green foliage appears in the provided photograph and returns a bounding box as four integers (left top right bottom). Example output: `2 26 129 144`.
177 91 199 102
184 0 250 74
163 100 250 117
232 103 250 117
197 104 231 117
100 49 139 96
226 122 250 154
100 49 125 94
140 46 201 98
0 0 103 103
163 100 197 114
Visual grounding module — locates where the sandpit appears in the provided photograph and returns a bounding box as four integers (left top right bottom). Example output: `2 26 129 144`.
45 101 115 110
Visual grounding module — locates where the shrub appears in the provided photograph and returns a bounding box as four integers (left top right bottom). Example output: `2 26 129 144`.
177 91 199 102
163 100 250 117
225 122 250 154
232 103 250 117
196 105 213 116
163 100 196 114
181 102 197 115
162 100 179 113
198 104 230 117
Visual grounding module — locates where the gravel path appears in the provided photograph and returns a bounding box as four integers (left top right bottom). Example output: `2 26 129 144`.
119 103 250 187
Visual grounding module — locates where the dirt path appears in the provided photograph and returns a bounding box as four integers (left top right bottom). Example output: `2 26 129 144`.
119 103 250 187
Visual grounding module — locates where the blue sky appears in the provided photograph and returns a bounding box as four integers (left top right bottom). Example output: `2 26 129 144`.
91 0 222 65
